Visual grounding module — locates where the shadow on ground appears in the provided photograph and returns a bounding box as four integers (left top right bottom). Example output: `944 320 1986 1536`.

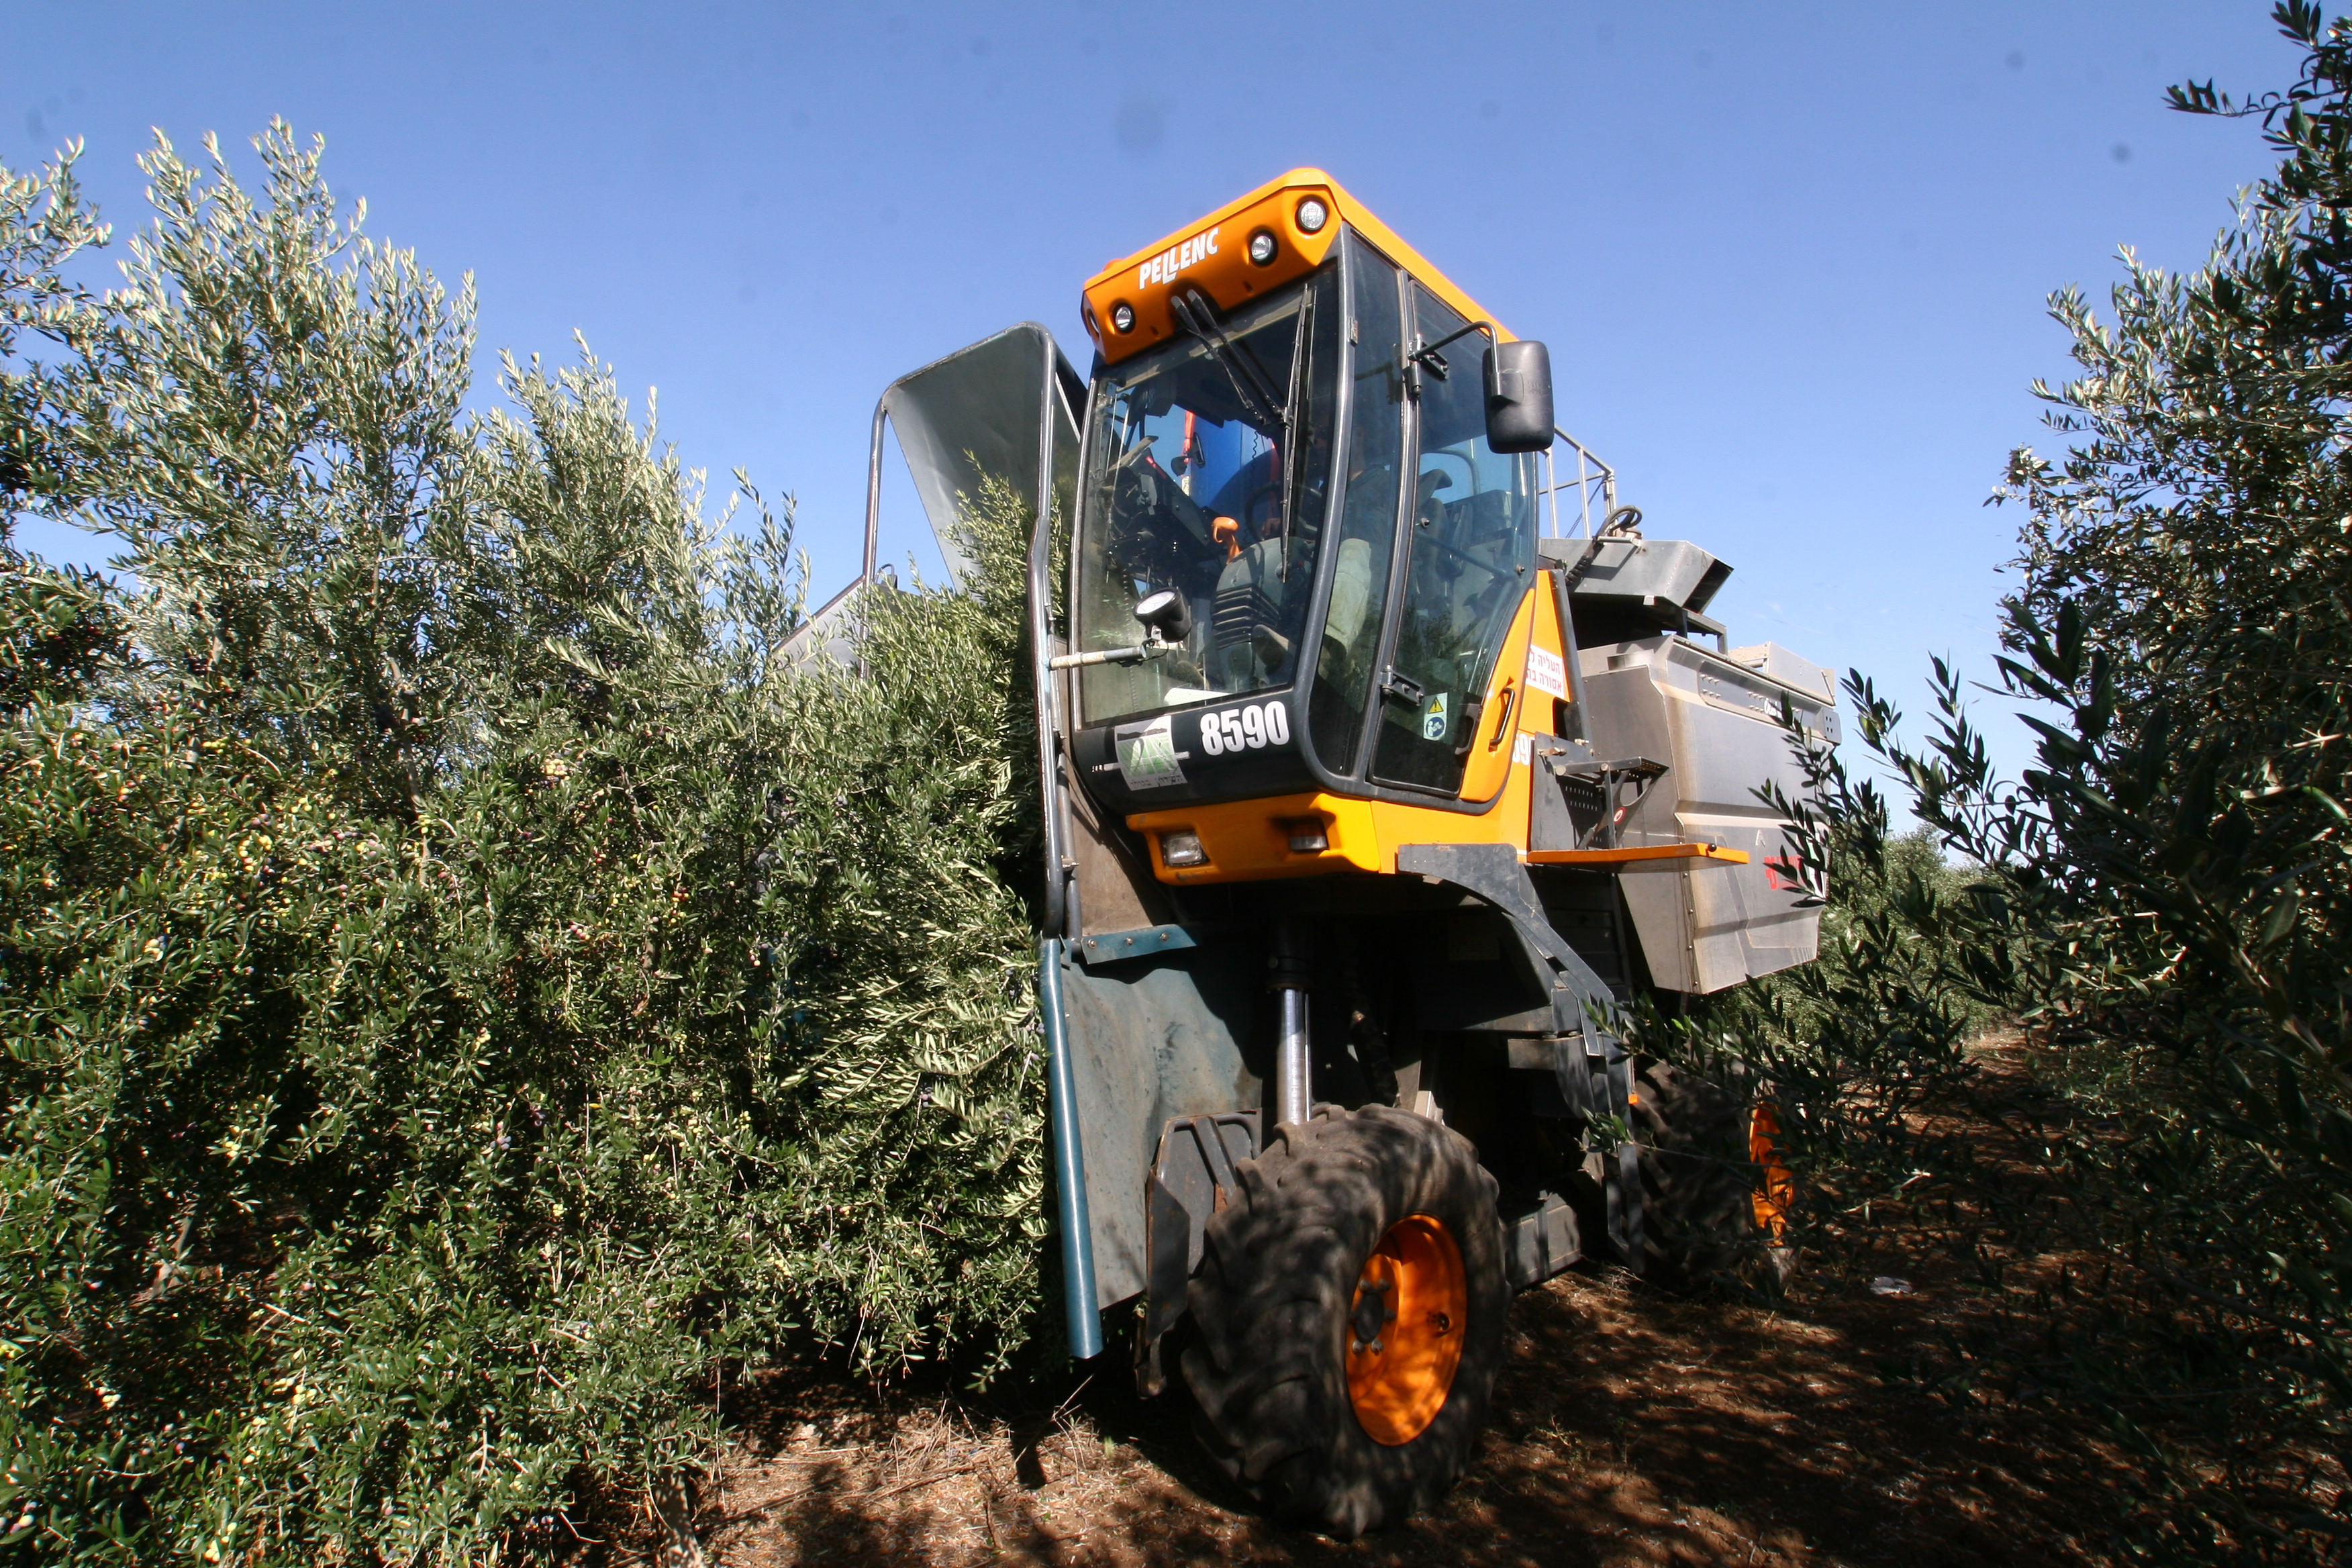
689 1244 2149 1567
663 1047 2323 1565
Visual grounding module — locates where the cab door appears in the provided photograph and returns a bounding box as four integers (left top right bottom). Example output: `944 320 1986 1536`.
1367 284 1540 796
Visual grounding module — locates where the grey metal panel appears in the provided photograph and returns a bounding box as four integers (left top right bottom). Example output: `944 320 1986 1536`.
775 563 910 671
1411 908 1557 1034
1144 1112 1259 1346
1547 538 1732 614
775 575 867 671
1577 634 1836 993
796 325 1079 670
882 323 1081 583
1617 862 1698 993
1057 939 1261 1310
1077 924 1197 966
1525 736 1579 851
1391 843 1643 1268
1064 747 1176 942
1392 843 1620 1047
1503 1193 1581 1290
1724 642 1836 703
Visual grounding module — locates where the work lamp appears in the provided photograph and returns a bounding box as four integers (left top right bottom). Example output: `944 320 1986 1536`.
1160 830 1207 867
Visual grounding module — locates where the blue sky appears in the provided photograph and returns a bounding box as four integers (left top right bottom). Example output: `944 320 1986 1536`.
2 2 2300 781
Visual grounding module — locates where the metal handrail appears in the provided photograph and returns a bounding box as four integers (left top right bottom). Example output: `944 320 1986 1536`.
1541 427 1618 540
1025 330 1074 944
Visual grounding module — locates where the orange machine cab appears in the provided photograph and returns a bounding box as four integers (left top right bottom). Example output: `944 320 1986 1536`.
1062 170 1563 885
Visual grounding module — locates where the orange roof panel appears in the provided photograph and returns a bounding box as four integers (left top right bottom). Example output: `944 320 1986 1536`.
1078 168 1516 364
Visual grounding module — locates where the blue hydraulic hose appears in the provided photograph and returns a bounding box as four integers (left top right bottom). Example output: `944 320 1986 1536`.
1039 938 1104 1359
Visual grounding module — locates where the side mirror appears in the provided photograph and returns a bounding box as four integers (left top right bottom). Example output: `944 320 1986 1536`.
1483 340 1554 454
1134 587 1192 644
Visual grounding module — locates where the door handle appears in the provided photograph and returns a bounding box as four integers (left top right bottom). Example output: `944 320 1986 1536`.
1485 682 1516 750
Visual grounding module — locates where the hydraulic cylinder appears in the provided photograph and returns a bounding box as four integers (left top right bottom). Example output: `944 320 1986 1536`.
1271 919 1312 1128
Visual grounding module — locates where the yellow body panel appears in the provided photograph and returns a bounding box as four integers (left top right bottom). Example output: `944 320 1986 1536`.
1454 586 1538 805
1130 786 1539 885
1079 168 1516 367
1520 542 1571 728
1128 580 1568 886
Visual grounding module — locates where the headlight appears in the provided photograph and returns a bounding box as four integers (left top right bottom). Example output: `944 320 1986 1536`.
1295 196 1328 234
1110 301 1136 334
1247 228 1278 266
1161 829 1208 868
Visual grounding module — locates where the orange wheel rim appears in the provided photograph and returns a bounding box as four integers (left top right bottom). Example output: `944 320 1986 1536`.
1345 1214 1467 1446
1750 1103 1796 1239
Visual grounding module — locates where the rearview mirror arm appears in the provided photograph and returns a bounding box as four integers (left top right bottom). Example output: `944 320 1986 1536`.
1404 317 1495 386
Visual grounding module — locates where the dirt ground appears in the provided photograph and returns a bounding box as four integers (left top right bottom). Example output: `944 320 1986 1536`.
657 1054 2314 1567
681 1264 2135 1568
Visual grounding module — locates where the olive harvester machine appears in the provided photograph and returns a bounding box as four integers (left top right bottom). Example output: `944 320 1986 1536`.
795 169 1835 1536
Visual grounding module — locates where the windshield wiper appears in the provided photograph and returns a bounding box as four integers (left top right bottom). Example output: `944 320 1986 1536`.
1169 289 1288 435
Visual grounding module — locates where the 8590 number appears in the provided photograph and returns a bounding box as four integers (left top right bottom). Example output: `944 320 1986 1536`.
1198 699 1291 756
1204 705 1298 761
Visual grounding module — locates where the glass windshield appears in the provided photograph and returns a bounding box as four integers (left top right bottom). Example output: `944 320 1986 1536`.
1369 284 1540 793
1308 240 1405 777
1075 273 1337 726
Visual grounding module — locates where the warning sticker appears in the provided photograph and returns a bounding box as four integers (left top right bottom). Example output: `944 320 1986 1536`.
1114 716 1186 790
1526 645 1569 701
1421 692 1450 742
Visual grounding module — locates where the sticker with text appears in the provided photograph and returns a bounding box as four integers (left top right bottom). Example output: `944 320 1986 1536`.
1525 645 1568 701
1115 716 1187 790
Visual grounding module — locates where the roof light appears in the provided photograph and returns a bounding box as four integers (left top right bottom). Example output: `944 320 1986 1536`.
1110 301 1136 334
1161 829 1208 868
1295 196 1329 234
1247 228 1278 266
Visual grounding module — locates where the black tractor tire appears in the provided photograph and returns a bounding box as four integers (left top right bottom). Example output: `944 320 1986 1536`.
1632 1057 1794 1290
1180 1105 1508 1537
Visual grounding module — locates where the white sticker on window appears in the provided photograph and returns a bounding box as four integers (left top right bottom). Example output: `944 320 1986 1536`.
1421 692 1449 742
1115 716 1185 789
1526 645 1568 701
